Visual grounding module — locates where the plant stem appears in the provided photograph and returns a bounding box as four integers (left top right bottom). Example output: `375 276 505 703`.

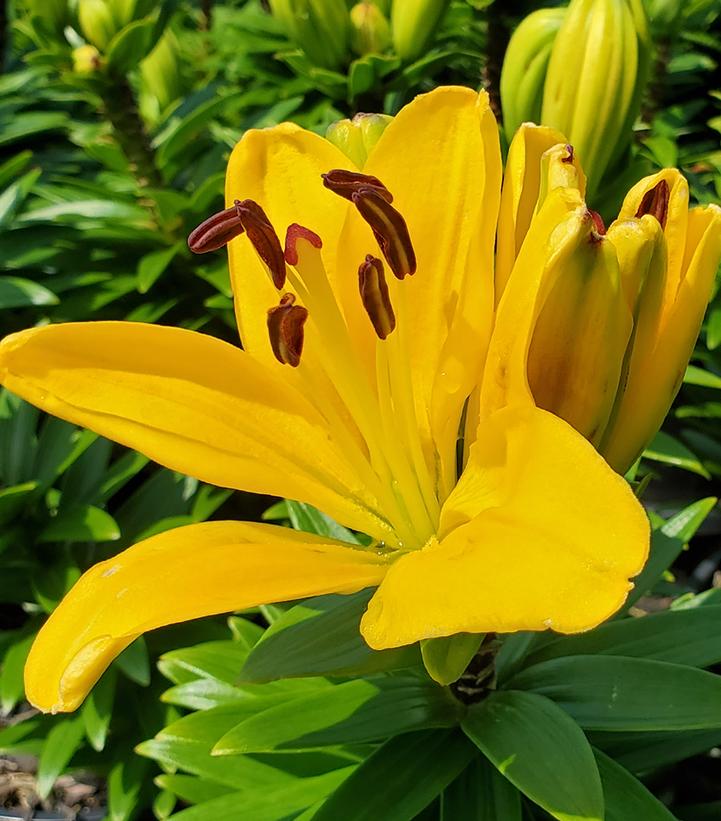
482 5 510 121
451 633 500 705
100 74 162 190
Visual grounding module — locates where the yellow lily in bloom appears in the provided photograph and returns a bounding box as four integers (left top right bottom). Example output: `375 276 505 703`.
1 88 653 714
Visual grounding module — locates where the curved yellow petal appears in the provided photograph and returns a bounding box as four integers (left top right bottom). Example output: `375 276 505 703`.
225 122 354 365
361 407 648 648
342 86 502 495
0 322 393 541
25 521 388 713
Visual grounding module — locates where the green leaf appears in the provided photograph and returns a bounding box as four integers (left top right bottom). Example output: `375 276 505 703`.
212 677 464 754
36 715 86 799
168 769 353 821
643 430 711 478
593 728 721 773
158 640 249 686
440 756 522 820
310 730 476 821
626 497 717 608
421 633 483 686
0 632 34 713
509 655 721 730
285 500 360 543
0 481 38 527
39 504 120 542
0 167 41 227
115 637 151 686
155 774 234 806
82 666 118 751
0 275 58 309
526 606 721 669
105 15 157 73
462 690 603 821
684 364 721 389
594 749 676 821
108 753 152 821
241 590 420 683
137 243 181 294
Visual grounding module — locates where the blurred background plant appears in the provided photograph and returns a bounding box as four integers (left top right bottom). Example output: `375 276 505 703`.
0 0 720 818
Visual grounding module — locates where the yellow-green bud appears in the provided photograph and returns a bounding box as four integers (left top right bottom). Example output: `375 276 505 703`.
326 113 393 168
391 0 450 63
541 0 649 200
72 44 104 74
77 0 118 50
140 30 182 118
269 0 351 70
499 8 565 142
350 2 391 56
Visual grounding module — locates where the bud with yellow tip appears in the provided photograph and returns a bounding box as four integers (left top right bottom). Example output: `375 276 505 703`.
326 113 393 169
72 44 104 74
77 0 118 50
350 2 391 56
391 0 450 63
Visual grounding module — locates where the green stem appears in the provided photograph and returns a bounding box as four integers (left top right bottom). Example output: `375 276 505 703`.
100 74 162 190
482 4 511 121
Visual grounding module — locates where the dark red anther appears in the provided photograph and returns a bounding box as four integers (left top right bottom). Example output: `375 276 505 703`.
359 255 395 340
321 169 393 203
635 179 670 229
236 199 286 289
562 144 574 164
284 223 323 266
188 201 245 253
586 209 607 242
267 293 308 367
352 187 416 279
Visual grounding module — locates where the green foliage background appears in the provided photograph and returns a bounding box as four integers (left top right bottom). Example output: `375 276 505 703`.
1 0 721 819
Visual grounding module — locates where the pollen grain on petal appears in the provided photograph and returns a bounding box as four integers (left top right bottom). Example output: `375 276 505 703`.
352 187 417 279
359 255 396 340
284 223 323 266
321 169 393 203
267 292 309 367
635 179 670 229
188 200 246 253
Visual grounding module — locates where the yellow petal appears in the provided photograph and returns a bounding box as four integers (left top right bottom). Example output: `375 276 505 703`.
495 123 585 302
225 122 354 366
479 188 585 419
0 322 393 541
26 521 388 712
602 204 721 472
349 87 502 495
360 407 648 648
617 169 689 317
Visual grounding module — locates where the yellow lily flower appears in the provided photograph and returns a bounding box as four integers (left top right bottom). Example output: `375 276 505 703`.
0 87 651 715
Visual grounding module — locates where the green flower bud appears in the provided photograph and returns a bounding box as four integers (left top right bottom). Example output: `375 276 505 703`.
541 0 650 200
500 7 565 142
72 44 104 73
391 0 450 63
326 113 393 168
77 0 118 50
269 0 351 70
140 30 183 118
350 2 391 56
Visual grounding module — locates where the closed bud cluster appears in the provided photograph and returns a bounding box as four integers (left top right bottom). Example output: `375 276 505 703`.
350 2 392 57
488 127 721 473
76 0 157 51
326 113 393 168
269 0 351 70
501 0 651 200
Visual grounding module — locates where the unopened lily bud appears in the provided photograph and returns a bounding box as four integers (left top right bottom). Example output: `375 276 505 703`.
350 2 391 56
269 0 351 70
72 44 104 74
500 7 565 142
526 210 632 446
495 124 585 301
391 0 450 63
106 0 154 27
541 0 650 199
326 113 393 168
140 30 183 116
77 0 118 50
644 0 684 35
600 175 721 472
